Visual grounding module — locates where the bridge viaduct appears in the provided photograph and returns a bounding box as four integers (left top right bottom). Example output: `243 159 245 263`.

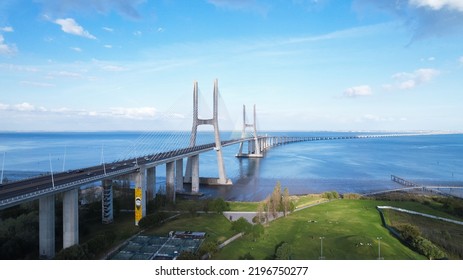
0 80 427 259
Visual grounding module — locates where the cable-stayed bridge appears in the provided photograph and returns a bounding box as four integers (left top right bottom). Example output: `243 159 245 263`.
0 79 434 259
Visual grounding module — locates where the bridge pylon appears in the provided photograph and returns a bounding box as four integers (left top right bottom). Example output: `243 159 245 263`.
184 79 232 191
236 104 263 158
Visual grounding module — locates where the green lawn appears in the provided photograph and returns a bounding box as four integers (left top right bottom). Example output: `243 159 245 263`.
228 194 327 212
228 201 260 211
144 213 235 244
215 199 426 260
293 194 327 209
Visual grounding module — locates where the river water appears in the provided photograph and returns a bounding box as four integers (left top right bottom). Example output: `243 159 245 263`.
1 131 462 201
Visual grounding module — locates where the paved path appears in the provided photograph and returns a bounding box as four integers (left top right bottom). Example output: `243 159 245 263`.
222 199 331 224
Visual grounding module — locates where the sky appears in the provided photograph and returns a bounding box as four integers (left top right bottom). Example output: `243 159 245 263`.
0 0 463 132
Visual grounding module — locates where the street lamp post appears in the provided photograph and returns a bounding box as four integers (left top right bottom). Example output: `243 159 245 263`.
377 237 383 260
319 236 325 260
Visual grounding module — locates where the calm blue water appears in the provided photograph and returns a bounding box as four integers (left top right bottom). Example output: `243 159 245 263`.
1 131 462 201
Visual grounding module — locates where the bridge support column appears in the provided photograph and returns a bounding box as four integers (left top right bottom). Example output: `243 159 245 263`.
175 159 184 192
236 104 262 158
166 161 175 203
63 188 79 249
147 167 156 199
187 80 232 186
191 155 199 193
134 168 147 226
39 195 55 259
102 179 113 224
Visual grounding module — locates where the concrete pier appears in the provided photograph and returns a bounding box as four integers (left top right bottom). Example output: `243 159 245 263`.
39 195 55 259
187 79 232 189
134 168 147 226
63 188 79 249
236 105 263 158
166 161 175 203
147 167 156 199
191 155 199 193
102 179 113 224
175 159 184 192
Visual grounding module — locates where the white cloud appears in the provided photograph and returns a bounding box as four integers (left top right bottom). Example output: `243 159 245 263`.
343 85 372 97
0 63 38 72
20 81 55 88
422 56 435 61
104 45 113 49
207 0 270 14
410 0 463 12
71 47 82 52
0 102 47 112
358 114 403 122
14 102 38 112
109 107 157 119
54 18 96 39
101 65 127 72
459 56 463 64
1 26 14 32
102 27 114 32
0 102 160 120
0 34 17 55
53 71 83 78
356 0 463 40
391 68 439 90
36 0 145 19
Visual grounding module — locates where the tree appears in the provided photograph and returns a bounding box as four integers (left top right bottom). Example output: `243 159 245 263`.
211 198 230 214
231 217 252 234
254 201 266 224
0 211 39 259
250 224 264 241
270 182 282 218
282 187 291 216
264 195 271 223
198 241 219 258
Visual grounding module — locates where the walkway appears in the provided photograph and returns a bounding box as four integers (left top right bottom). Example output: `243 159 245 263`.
222 199 331 224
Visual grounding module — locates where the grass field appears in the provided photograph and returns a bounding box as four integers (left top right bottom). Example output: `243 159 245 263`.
228 194 327 212
215 199 426 260
98 196 462 260
228 201 260 211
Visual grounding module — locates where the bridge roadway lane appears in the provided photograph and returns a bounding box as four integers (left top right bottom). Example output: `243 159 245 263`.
0 138 252 209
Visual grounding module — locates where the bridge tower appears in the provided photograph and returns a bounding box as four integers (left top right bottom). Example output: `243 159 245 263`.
185 79 232 192
236 104 263 158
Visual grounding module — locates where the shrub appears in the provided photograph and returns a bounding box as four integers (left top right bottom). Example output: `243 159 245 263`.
396 223 421 242
343 193 362 200
322 191 339 200
239 252 255 260
177 251 199 260
138 212 168 229
412 236 446 260
54 244 88 260
275 242 292 260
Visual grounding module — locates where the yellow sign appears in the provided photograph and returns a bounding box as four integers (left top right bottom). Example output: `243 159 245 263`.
135 187 142 226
